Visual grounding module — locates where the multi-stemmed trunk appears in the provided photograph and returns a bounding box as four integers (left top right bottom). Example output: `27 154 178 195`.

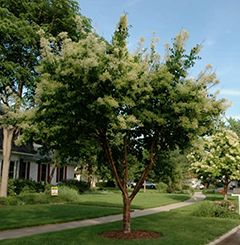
0 127 15 197
100 131 157 233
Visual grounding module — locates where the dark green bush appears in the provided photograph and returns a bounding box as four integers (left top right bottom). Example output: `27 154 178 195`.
157 182 168 193
203 189 216 194
0 197 8 206
0 192 71 206
59 179 89 193
0 196 24 206
17 193 58 205
8 179 45 195
192 201 238 219
96 180 116 189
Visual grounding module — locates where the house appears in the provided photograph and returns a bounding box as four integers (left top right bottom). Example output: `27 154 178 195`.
0 132 74 185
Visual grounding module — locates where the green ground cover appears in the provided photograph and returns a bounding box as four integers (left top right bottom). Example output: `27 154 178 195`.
0 191 189 230
0 204 121 230
205 193 237 201
1 203 239 245
78 191 190 209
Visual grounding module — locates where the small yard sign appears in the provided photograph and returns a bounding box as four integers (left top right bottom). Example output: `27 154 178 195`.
232 193 240 214
51 186 58 196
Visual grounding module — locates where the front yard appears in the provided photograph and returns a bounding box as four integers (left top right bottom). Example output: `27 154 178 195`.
0 191 189 230
1 203 239 245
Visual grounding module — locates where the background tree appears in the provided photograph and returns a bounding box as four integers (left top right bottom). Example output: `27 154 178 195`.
153 149 188 192
227 117 240 138
34 15 225 233
189 129 240 200
0 0 91 197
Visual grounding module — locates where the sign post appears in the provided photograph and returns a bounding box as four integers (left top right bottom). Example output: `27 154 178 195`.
231 193 240 214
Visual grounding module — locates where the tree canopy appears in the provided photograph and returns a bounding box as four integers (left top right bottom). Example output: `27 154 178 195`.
227 117 240 138
189 129 240 199
0 0 91 197
33 15 225 232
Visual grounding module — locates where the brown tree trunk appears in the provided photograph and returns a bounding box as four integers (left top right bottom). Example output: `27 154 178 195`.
223 182 229 200
87 164 93 188
123 194 131 233
99 132 157 234
0 127 15 197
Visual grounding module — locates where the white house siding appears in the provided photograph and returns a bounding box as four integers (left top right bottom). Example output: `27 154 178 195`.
29 162 38 182
67 166 74 181
51 165 75 185
0 151 74 184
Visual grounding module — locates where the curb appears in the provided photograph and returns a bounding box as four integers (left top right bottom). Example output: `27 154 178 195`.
207 225 240 245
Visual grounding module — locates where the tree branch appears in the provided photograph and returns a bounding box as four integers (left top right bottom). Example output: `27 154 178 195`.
130 137 157 201
99 131 125 194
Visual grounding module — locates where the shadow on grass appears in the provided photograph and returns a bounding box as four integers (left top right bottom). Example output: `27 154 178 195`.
205 194 237 202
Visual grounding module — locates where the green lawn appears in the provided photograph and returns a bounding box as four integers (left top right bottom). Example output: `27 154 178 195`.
0 191 189 230
1 203 239 245
205 193 237 202
78 191 190 209
0 204 121 230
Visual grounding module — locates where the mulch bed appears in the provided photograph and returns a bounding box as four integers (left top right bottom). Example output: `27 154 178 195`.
100 230 161 240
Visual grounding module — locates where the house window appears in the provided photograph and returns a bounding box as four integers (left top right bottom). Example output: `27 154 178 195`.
37 164 48 182
9 161 15 178
19 160 26 179
56 166 67 182
41 164 47 182
26 162 30 180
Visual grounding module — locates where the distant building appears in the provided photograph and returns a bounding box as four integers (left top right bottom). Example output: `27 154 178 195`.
0 131 74 185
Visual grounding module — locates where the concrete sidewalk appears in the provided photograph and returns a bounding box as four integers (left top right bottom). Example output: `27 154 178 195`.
0 192 205 241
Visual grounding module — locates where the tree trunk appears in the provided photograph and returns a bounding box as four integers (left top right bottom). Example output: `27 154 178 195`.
223 182 228 200
0 127 15 197
99 132 157 233
123 194 131 233
48 166 56 184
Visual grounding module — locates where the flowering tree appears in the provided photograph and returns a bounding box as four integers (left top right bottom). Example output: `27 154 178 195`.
0 0 90 197
34 15 225 233
190 129 240 200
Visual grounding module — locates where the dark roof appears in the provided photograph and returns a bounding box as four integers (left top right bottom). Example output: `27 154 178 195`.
0 129 36 155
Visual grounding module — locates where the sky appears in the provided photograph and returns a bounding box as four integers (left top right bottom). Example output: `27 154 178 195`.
79 0 240 119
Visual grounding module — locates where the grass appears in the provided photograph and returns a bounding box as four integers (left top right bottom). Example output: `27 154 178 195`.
205 193 237 202
0 204 121 230
1 203 239 245
77 190 190 209
0 191 189 230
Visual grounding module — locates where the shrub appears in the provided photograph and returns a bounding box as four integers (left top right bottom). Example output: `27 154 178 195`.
57 186 81 202
1 186 82 206
8 179 45 195
192 201 238 219
96 180 116 189
0 196 24 206
203 189 216 194
157 182 168 193
0 197 8 206
59 179 89 193
17 193 52 205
